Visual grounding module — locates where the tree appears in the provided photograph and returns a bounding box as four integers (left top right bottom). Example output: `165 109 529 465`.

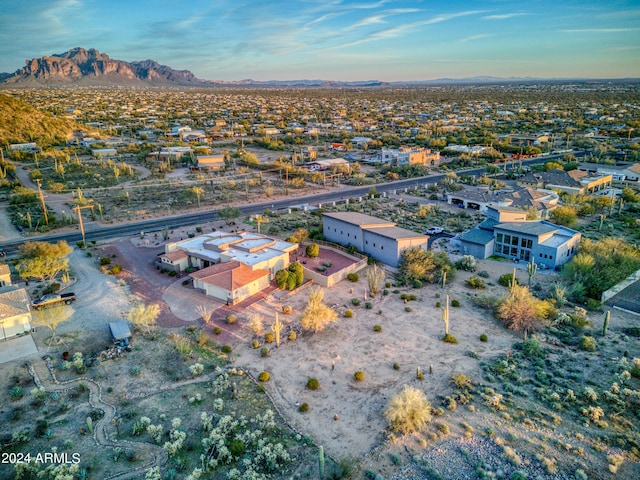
292 228 309 244
544 161 563 171
550 205 578 228
305 243 320 258
299 288 337 333
32 304 72 344
366 263 385 297
275 269 289 289
128 303 160 334
190 186 204 208
384 386 432 434
496 285 552 335
288 262 304 287
17 240 72 284
217 206 242 221
398 247 436 283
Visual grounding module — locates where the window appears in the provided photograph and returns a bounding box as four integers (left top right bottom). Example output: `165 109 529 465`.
510 247 517 256
497 233 503 243
511 236 518 245
504 235 511 244
381 245 384 250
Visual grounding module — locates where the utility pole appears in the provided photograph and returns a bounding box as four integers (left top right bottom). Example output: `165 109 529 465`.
73 204 95 248
285 166 289 196
34 179 48 225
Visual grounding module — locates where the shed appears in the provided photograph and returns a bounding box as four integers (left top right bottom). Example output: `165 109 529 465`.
109 321 132 345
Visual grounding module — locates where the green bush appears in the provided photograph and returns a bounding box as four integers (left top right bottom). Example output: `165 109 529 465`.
344 309 353 318
405 307 413 312
521 336 545 358
443 333 458 344
168 270 177 277
264 332 275 343
373 324 382 332
477 270 490 278
299 402 309 412
99 257 111 266
383 289 389 296
258 371 270 382
498 273 519 287
110 264 123 274
351 298 361 306
466 276 486 289
275 269 289 289
316 266 326 272
306 243 320 258
226 314 237 325
347 273 359 282
260 347 269 357
288 331 297 341
213 327 222 335
412 279 423 289
221 345 232 354
435 302 441 308
393 363 400 371
579 336 597 352
306 377 320 390
252 340 260 349
365 302 373 309
353 371 365 382
480 333 488 342
451 299 461 307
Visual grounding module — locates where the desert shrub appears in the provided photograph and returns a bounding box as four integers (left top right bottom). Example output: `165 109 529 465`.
451 299 461 307
226 314 237 325
252 340 260 349
405 307 412 312
99 257 111 266
384 386 432 434
221 345 232 354
499 273 519 287
9 386 24 400
393 363 400 370
275 269 289 289
35 419 49 437
282 305 292 314
260 347 269 357
373 324 382 332
306 378 320 390
435 301 441 308
466 276 485 289
412 279 423 289
316 266 326 272
288 331 297 341
110 264 123 274
344 309 353 318
299 402 309 412
306 243 320 258
383 289 389 296
168 270 177 277
457 255 477 272
213 327 222 335
353 371 365 381
438 422 450 435
181 279 189 286
443 333 457 344
264 332 275 343
347 273 359 282
480 333 488 342
258 371 270 382
351 298 361 306
365 301 373 309
473 295 500 309
477 270 490 278
521 336 545 358
579 336 597 352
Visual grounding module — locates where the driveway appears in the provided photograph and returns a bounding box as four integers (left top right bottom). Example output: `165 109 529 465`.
0 334 38 364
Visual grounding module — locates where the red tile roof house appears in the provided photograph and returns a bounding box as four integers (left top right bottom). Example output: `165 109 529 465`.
189 261 270 305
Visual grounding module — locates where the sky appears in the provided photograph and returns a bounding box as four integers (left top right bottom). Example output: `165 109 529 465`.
1 0 639 81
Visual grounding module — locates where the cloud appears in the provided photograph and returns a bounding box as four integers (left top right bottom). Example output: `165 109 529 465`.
457 34 491 44
483 13 529 20
561 28 636 33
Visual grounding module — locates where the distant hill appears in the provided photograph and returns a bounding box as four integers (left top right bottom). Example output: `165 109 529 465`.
0 47 207 87
0 94 78 146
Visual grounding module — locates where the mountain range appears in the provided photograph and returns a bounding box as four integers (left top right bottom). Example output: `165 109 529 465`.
1 48 635 88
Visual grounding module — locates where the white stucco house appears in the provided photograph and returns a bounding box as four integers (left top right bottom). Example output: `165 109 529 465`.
0 286 32 341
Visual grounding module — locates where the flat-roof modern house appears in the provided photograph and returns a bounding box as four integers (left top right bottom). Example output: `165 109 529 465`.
446 186 559 219
322 212 429 267
459 206 581 269
196 155 225 171
161 232 297 276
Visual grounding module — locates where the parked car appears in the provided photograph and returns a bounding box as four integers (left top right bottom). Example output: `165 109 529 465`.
32 292 76 310
426 226 445 235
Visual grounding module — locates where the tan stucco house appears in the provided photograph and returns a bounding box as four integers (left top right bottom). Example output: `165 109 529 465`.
190 261 270 305
0 287 32 341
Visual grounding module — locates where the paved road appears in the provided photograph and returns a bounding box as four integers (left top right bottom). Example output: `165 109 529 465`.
0 151 589 254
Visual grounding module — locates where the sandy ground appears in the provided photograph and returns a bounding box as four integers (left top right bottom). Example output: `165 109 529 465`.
225 260 543 460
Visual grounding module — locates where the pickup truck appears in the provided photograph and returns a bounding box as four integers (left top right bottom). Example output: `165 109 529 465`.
32 292 76 310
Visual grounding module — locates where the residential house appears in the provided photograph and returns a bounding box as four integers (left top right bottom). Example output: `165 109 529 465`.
9 143 38 152
517 169 612 195
161 231 296 276
577 162 640 183
446 185 559 219
322 212 429 267
91 148 118 159
0 286 32 341
458 206 581 269
0 264 10 287
196 155 225 171
379 147 440 167
190 261 270 305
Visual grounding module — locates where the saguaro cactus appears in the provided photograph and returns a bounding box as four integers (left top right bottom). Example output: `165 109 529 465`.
318 445 325 478
441 270 447 289
442 294 450 335
510 267 518 292
86 417 93 434
602 310 610 337
271 313 282 348
527 257 537 287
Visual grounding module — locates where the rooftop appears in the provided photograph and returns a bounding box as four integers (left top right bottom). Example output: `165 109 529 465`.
190 261 269 290
494 221 559 236
323 212 395 228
